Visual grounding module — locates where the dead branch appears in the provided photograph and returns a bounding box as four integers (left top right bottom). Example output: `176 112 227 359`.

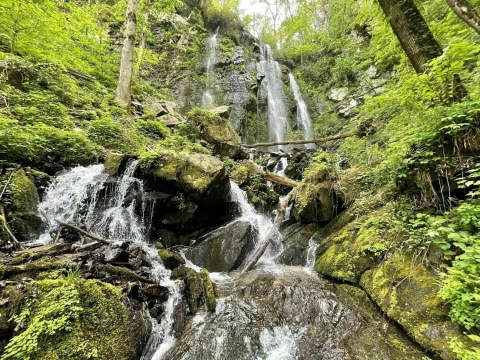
67 68 96 82
0 207 22 249
55 220 111 245
243 160 299 188
0 166 19 202
242 131 358 149
241 190 295 273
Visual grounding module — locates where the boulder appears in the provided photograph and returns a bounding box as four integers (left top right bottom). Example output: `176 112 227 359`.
104 152 127 175
291 161 338 223
159 249 185 270
276 223 318 266
188 108 242 157
144 149 229 207
183 220 254 272
360 251 472 360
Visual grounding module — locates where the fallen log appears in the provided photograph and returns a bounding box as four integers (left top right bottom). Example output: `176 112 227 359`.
241 190 295 273
243 160 299 188
67 68 96 82
242 131 358 149
55 220 111 245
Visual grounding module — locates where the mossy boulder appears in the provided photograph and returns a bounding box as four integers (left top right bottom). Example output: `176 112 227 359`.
104 152 127 175
1 278 148 360
159 249 185 270
183 220 254 272
313 206 401 282
291 156 339 223
188 107 242 157
171 265 216 314
360 251 472 360
4 170 44 241
142 149 229 208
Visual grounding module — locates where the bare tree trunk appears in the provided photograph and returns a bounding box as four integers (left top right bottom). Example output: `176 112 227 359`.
377 0 442 73
446 0 480 35
115 0 138 113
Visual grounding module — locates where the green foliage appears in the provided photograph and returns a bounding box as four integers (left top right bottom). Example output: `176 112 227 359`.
0 116 98 171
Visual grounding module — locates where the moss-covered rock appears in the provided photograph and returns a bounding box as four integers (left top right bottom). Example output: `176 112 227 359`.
171 265 216 315
159 249 185 270
1 278 148 360
291 155 339 223
313 205 402 282
360 251 472 360
188 107 242 157
104 152 127 175
141 149 229 207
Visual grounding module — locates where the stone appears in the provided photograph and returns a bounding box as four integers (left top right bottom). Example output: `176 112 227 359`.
145 149 229 207
159 249 185 270
327 87 349 102
276 223 319 266
183 220 254 272
360 251 472 360
143 284 169 301
104 152 127 175
188 108 242 157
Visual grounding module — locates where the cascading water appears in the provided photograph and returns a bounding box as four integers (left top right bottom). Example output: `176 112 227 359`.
304 236 320 272
201 28 220 107
35 161 181 360
228 181 283 266
257 44 290 150
288 73 315 149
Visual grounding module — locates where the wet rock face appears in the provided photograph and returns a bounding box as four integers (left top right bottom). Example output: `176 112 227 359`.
164 267 427 360
183 220 255 272
277 223 318 266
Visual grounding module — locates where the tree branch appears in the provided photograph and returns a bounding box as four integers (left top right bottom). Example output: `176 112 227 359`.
55 220 111 245
242 131 358 149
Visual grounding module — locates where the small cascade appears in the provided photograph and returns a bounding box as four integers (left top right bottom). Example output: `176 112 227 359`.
288 73 315 148
35 162 180 359
93 160 145 242
37 164 108 244
305 236 320 272
201 28 220 107
257 44 290 149
229 181 283 266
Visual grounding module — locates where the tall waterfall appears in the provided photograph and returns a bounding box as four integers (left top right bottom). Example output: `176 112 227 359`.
201 28 220 107
288 73 314 148
257 44 290 149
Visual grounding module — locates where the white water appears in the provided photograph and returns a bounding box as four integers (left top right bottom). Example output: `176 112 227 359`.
229 181 283 266
35 162 180 360
288 73 314 149
258 44 290 150
305 236 320 273
201 28 220 107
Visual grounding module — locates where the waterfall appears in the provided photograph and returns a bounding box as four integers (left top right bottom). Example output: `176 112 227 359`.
35 162 180 359
257 44 290 149
305 236 320 272
229 181 283 266
288 73 315 148
201 28 220 108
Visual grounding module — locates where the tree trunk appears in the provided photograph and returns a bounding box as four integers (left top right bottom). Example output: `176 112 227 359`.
242 131 358 149
115 0 138 112
446 0 480 35
377 0 442 74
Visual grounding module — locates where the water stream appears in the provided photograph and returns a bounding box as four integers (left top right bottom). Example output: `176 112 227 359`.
288 73 314 148
257 44 290 150
201 28 220 107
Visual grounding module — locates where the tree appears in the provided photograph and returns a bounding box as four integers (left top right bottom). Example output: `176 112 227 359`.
445 0 480 35
115 0 139 112
376 0 442 74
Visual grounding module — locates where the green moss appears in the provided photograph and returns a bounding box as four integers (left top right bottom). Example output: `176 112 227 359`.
199 269 216 312
9 170 39 213
103 152 126 175
1 278 144 360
